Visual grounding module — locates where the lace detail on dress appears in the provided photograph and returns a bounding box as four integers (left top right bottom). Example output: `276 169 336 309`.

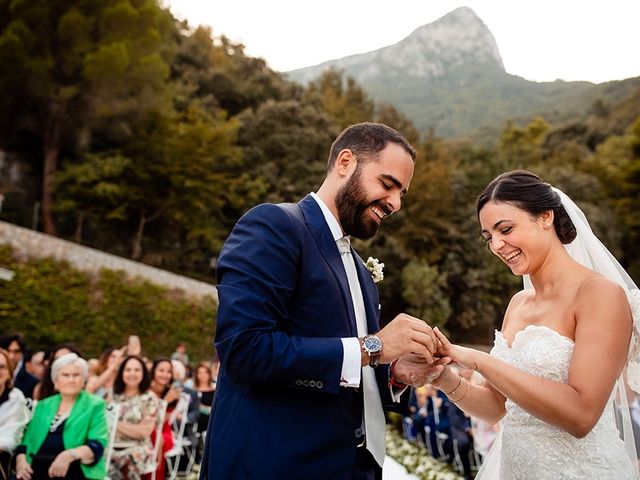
626 290 640 392
490 325 635 480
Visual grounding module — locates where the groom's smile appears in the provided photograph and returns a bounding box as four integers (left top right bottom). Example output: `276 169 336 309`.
336 143 413 239
371 205 386 222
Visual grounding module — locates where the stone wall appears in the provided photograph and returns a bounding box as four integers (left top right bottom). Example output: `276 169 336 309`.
0 220 218 301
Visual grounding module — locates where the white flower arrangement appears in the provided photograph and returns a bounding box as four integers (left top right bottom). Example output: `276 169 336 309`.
365 257 385 283
386 425 463 480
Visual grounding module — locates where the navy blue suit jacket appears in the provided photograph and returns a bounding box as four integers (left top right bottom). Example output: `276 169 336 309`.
15 364 38 399
200 196 401 479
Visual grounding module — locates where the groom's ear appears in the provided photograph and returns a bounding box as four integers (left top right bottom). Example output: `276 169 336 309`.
335 149 357 177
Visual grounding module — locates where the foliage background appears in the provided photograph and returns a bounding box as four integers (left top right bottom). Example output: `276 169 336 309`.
0 245 217 358
1 0 639 352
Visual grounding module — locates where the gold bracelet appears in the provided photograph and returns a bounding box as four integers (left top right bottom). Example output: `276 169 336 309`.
449 377 470 403
446 376 465 399
442 375 462 395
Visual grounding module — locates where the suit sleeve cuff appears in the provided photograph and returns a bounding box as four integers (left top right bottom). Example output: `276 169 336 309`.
340 337 361 387
388 360 408 402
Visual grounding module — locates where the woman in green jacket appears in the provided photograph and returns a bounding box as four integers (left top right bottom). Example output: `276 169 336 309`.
15 353 108 480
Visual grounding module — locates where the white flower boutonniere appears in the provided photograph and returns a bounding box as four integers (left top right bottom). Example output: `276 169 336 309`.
365 257 385 283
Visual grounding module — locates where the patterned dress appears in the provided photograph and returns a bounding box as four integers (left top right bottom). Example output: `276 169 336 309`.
109 392 160 480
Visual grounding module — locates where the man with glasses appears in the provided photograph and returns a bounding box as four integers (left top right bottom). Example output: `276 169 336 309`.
0 333 38 398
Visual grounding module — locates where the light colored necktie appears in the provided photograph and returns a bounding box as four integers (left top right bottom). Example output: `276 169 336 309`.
337 236 386 466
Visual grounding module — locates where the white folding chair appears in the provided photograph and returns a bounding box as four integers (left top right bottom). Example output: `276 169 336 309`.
179 423 198 476
435 431 450 460
165 392 191 480
103 402 121 480
452 438 464 474
142 399 167 480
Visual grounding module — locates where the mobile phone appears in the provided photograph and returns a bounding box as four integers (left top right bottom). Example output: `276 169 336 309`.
127 335 141 355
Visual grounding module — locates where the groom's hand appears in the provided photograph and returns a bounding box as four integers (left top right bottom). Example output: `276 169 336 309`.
393 354 451 387
377 313 437 364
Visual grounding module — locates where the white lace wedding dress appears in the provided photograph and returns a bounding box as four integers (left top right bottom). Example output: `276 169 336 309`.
477 324 636 479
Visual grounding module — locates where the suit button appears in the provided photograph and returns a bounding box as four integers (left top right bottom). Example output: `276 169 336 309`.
302 380 309 387
309 380 316 388
295 380 302 386
317 381 324 389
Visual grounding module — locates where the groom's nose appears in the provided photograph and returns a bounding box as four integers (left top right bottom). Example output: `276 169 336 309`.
386 191 402 214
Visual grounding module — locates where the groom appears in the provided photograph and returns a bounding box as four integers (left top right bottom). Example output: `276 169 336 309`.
200 123 439 480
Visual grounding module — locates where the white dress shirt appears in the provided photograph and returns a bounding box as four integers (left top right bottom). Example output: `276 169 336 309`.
309 192 362 387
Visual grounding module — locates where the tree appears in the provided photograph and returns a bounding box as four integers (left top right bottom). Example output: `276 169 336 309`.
375 103 421 146
496 117 549 171
306 68 375 130
0 0 175 234
172 26 290 118
401 260 451 331
54 152 131 243
237 98 337 204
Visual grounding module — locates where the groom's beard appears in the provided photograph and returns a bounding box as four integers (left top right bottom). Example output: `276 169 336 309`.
336 167 383 240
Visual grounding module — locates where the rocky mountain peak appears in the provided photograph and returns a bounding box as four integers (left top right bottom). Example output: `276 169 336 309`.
288 7 504 83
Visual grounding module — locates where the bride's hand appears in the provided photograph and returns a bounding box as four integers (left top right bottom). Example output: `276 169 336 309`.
393 353 451 387
434 327 478 371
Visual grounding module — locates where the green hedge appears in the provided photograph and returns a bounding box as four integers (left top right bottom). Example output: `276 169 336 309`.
0 245 217 361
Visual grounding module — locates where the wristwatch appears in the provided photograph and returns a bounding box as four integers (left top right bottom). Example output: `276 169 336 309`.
361 334 383 368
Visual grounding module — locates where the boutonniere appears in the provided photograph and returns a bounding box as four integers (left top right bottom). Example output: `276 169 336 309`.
365 257 385 283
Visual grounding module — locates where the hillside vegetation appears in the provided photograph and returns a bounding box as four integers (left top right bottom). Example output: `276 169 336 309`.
1 1 639 344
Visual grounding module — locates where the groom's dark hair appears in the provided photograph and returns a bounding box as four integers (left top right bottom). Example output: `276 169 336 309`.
477 169 577 244
327 122 416 171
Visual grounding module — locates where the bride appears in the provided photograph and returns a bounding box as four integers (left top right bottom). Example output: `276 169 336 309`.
429 170 640 479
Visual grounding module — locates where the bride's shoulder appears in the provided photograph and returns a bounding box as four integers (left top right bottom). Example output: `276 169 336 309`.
576 274 625 299
500 290 531 329
507 289 531 308
575 275 629 321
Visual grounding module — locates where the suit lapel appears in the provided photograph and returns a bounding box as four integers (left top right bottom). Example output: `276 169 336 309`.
298 196 380 336
298 196 357 337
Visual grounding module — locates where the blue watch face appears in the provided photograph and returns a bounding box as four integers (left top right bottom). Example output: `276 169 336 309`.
364 336 382 352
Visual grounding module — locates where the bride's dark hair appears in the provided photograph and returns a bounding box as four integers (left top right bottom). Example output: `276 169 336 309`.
477 170 577 244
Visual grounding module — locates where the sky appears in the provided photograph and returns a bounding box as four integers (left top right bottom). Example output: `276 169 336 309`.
166 1 640 84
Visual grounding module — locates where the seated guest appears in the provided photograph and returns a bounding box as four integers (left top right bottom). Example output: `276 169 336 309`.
170 343 189 368
110 355 159 480
469 371 499 461
447 391 474 480
25 351 46 380
145 359 175 480
86 348 125 399
15 353 108 480
193 362 215 434
412 385 445 456
34 344 83 400
0 334 38 399
169 360 199 426
0 348 30 478
167 360 199 474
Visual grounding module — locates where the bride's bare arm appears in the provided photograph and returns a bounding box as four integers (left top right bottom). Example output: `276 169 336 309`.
432 367 507 424
429 289 530 424
435 278 632 438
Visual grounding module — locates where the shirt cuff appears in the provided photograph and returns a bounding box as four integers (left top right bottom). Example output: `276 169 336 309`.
340 337 361 387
